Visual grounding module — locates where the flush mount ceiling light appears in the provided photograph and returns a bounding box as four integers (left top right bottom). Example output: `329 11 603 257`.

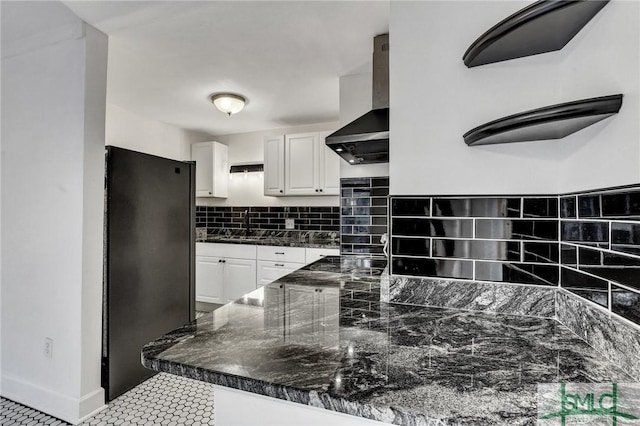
210 93 246 116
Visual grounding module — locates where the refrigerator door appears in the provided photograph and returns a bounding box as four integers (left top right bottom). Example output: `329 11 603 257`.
104 146 195 401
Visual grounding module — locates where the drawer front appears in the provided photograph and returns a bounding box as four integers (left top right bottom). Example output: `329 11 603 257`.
256 245 306 263
305 248 340 264
257 260 304 286
196 242 257 259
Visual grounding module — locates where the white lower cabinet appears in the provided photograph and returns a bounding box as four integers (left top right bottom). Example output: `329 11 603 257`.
195 256 225 304
305 248 340 264
223 258 258 303
196 243 339 303
257 260 304 287
256 245 306 287
195 243 257 304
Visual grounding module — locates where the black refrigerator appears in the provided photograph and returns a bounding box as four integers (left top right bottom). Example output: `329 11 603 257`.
103 146 196 401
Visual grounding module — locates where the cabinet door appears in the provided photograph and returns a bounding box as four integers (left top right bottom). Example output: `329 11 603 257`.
212 142 228 198
256 261 304 287
191 141 228 198
305 248 340 264
319 143 341 195
284 133 318 195
192 142 214 197
284 285 318 344
195 256 224 304
224 258 257 303
264 136 285 196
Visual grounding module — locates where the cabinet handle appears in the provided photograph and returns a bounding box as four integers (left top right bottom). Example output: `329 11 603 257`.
222 259 226 263
275 252 285 255
319 189 323 192
275 263 285 267
315 189 318 192
279 190 283 193
218 259 222 263
209 191 212 195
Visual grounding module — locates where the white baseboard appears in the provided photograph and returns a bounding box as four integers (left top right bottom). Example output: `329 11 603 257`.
1 373 106 424
214 385 388 425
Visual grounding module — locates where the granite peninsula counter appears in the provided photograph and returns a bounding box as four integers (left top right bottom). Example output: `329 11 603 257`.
142 256 634 425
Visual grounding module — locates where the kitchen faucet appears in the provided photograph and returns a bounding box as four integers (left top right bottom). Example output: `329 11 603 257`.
243 209 251 235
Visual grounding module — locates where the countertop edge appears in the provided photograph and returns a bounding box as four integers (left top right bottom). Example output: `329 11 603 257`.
142 352 430 425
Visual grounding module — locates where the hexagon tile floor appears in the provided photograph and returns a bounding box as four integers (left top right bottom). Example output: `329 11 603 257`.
1 373 215 425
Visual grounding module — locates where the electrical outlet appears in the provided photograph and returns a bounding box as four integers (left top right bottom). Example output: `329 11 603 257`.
285 218 295 229
44 338 53 359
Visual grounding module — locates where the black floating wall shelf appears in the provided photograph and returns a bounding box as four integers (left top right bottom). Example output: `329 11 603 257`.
463 94 623 146
463 0 609 68
230 163 264 173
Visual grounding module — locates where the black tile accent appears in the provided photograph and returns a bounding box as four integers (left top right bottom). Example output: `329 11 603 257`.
432 239 520 261
431 198 520 218
611 222 640 256
560 244 578 267
341 177 389 256
523 197 558 218
372 217 387 226
392 257 473 279
476 262 559 286
611 285 640 324
522 242 559 263
602 191 640 218
389 186 640 326
196 205 340 231
475 219 558 240
578 195 601 218
371 177 390 187
343 235 372 244
391 198 430 216
393 218 474 238
561 267 608 291
561 221 609 245
560 196 577 218
341 178 371 188
342 216 370 225
578 247 640 291
392 237 430 257
568 289 609 308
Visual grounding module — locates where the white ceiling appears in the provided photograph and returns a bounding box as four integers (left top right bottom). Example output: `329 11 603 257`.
61 1 390 136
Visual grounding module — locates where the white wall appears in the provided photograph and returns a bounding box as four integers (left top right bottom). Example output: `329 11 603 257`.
390 0 639 196
339 72 390 179
198 122 340 207
1 2 107 423
106 103 212 161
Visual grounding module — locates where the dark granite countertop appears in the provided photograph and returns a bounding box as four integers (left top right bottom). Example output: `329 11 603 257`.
142 256 633 425
196 229 340 249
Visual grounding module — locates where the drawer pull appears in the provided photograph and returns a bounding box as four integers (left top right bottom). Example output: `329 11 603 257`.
275 263 285 267
275 252 285 255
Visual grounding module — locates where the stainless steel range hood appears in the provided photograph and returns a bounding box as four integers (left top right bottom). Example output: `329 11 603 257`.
326 34 389 164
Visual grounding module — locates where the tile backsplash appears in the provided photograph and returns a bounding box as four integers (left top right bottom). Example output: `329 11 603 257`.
340 177 389 256
196 206 339 232
390 184 640 328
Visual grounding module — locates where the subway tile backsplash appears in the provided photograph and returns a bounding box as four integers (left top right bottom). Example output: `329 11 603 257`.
341 177 388 256
195 206 340 231
390 185 640 328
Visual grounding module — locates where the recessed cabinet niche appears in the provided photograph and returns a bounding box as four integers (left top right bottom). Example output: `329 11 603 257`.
263 132 340 196
191 141 228 198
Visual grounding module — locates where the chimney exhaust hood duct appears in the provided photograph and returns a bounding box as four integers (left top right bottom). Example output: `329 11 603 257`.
326 34 389 165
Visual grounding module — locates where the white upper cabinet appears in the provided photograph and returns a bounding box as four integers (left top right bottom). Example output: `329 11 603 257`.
263 136 285 196
319 132 340 195
285 133 318 195
265 131 339 196
191 141 228 198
